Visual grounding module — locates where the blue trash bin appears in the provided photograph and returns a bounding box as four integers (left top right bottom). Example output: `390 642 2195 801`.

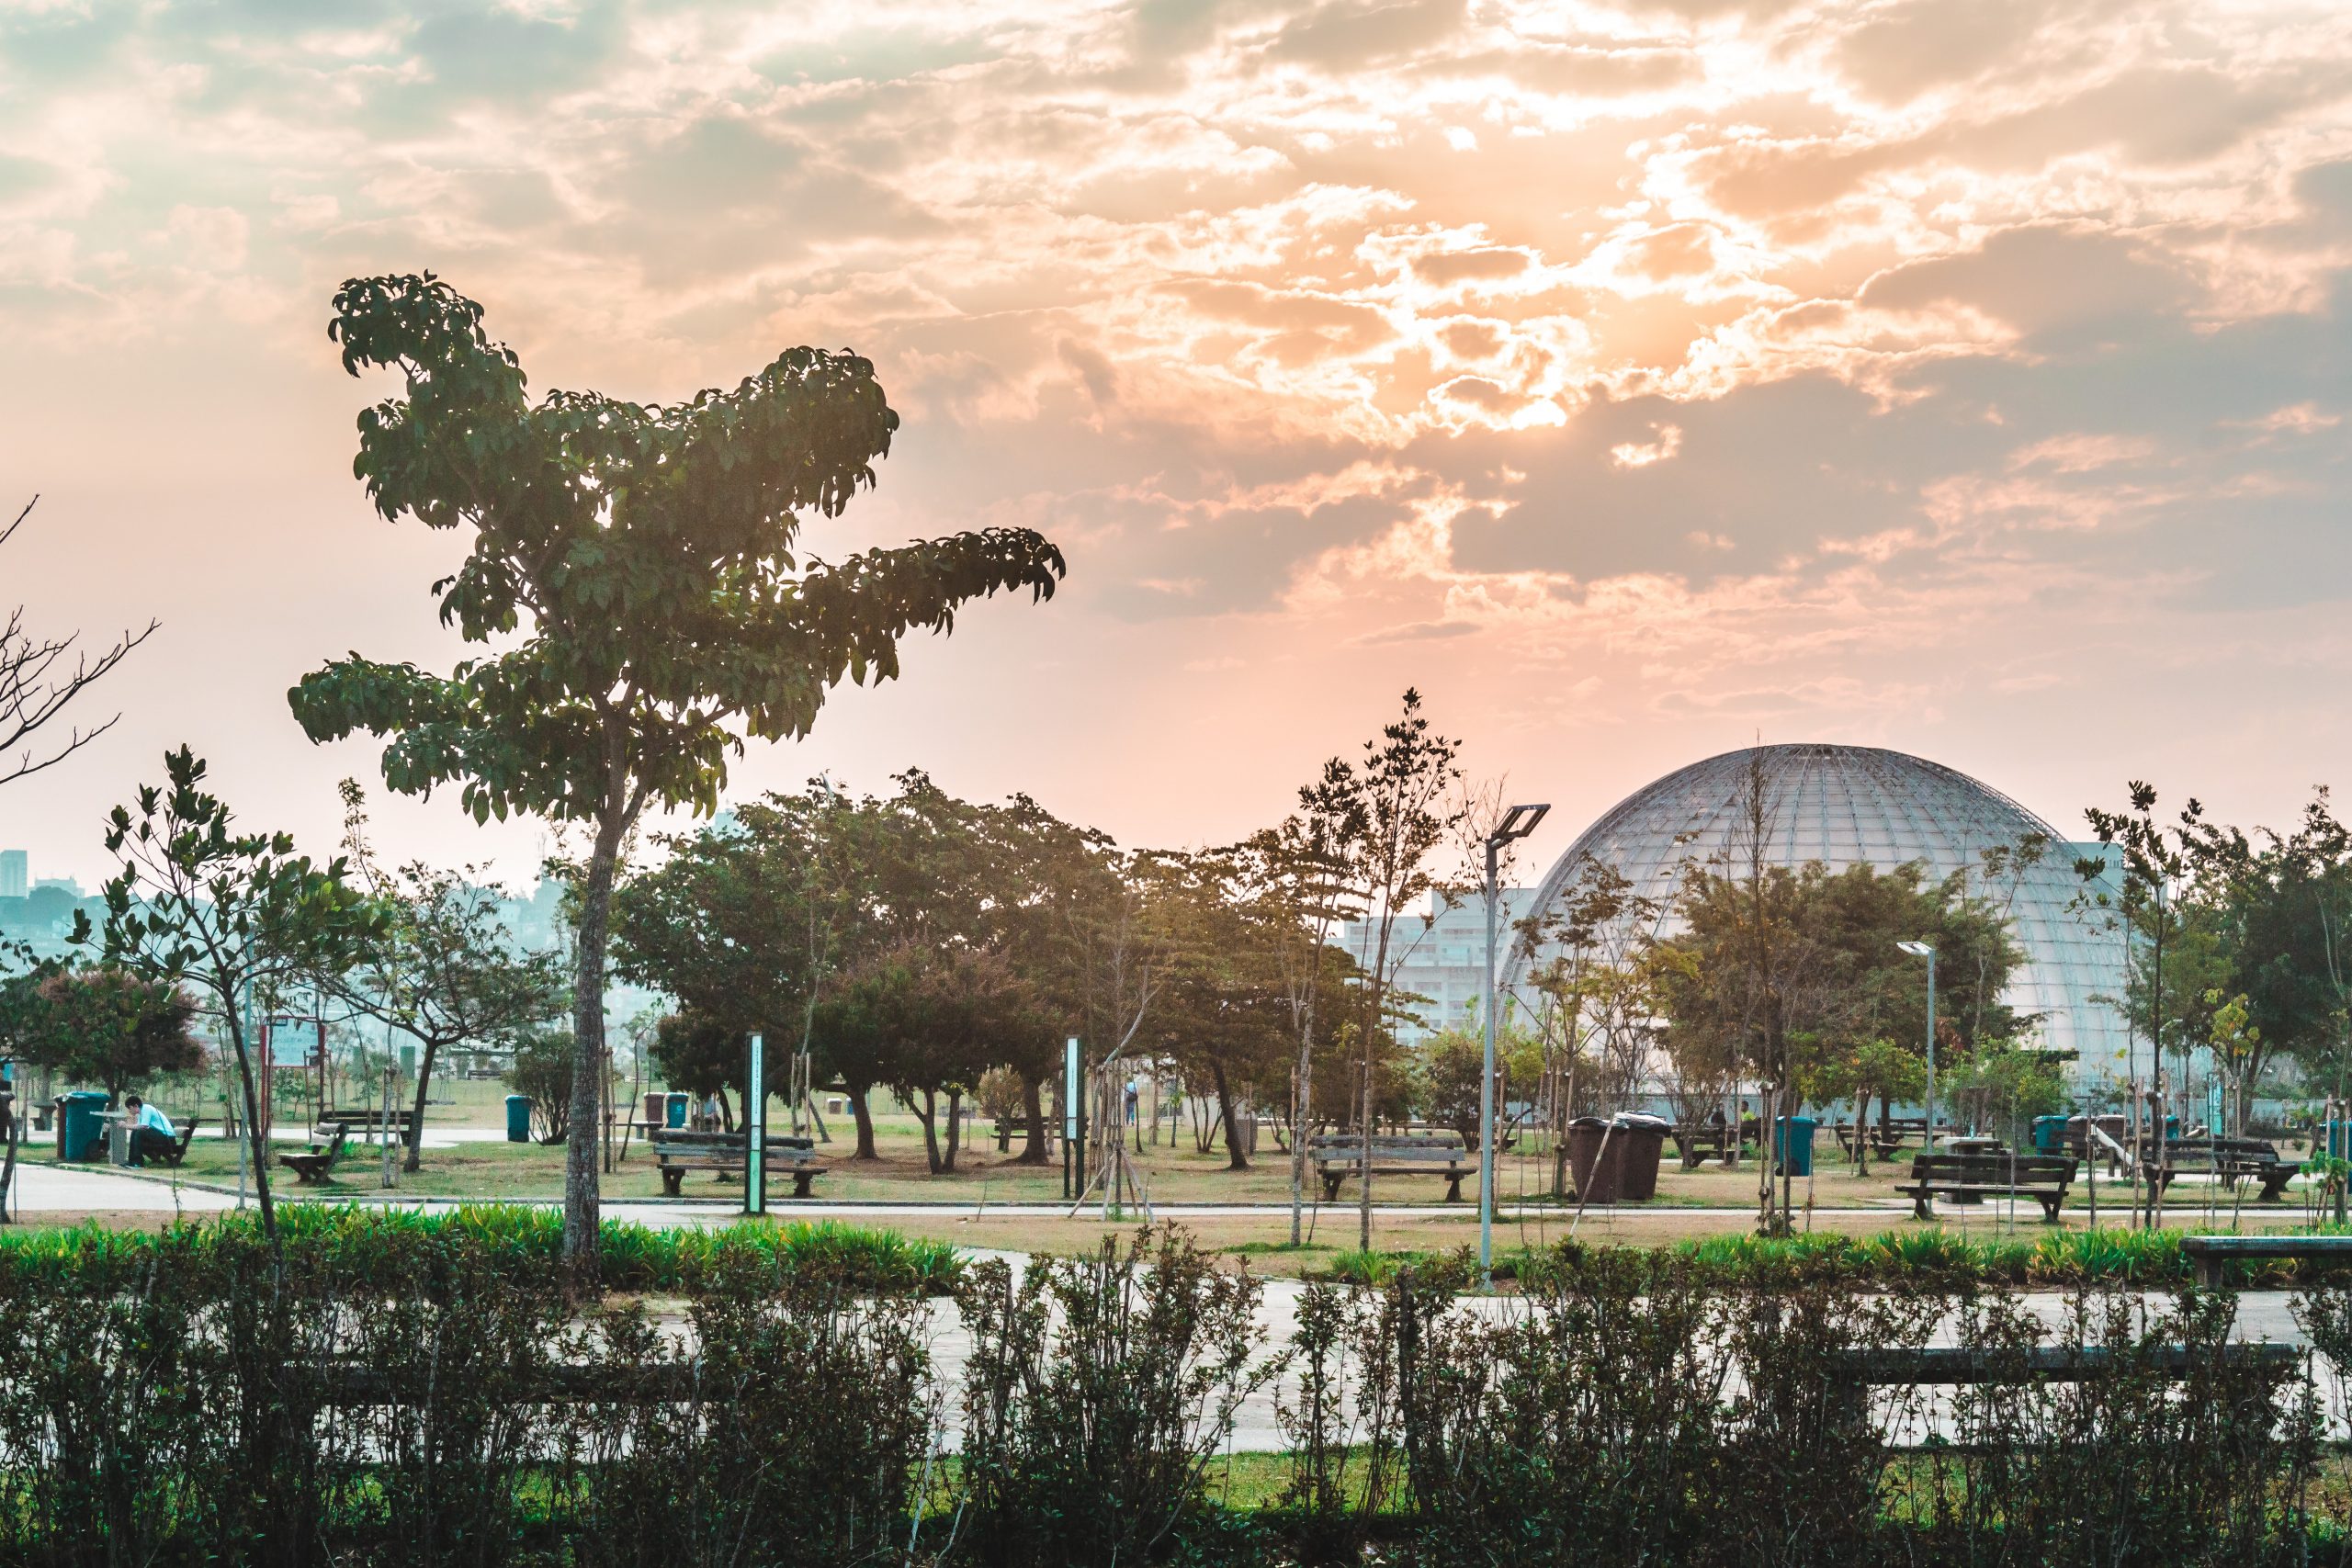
2031 1115 2069 1155
60 1091 110 1161
1774 1115 1818 1178
505 1094 532 1143
665 1091 689 1129
2327 1121 2352 1160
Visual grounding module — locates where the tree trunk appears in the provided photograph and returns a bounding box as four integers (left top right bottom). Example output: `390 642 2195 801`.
916 1087 943 1174
715 1087 735 1133
403 1036 439 1174
1017 1076 1047 1166
1290 1020 1313 1246
846 1083 878 1159
1211 1058 1247 1171
1853 1090 1871 1178
563 810 627 1269
223 1010 280 1265
943 1088 962 1174
1359 1052 1374 1253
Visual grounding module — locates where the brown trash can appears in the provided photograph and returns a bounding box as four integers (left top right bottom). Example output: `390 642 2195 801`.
1611 1114 1671 1201
1564 1116 1623 1203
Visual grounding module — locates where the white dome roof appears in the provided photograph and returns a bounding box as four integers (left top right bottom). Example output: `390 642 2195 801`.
1508 743 2125 1080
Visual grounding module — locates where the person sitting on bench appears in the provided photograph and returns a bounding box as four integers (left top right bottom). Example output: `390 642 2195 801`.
123 1095 175 1167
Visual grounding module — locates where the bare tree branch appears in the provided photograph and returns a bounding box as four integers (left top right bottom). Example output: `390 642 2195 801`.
0 497 159 787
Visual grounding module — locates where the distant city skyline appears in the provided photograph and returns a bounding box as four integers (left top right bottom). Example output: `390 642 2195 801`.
4 2 2348 891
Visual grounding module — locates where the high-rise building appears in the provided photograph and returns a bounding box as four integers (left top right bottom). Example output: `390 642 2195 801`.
0 851 24 899
1340 887 1543 1045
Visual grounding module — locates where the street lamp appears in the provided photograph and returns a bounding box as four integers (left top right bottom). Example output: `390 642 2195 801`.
1481 802 1550 1287
1897 941 1938 1151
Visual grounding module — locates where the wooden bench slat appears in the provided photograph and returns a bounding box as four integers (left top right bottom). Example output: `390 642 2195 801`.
2182 1234 2352 1284
1306 1134 1477 1202
652 1136 827 1199
1896 1153 2077 1224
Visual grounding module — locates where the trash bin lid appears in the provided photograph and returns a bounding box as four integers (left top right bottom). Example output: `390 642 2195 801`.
1568 1115 1609 1129
1611 1112 1670 1129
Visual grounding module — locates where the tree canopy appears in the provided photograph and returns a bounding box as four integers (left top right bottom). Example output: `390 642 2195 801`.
288 274 1065 1261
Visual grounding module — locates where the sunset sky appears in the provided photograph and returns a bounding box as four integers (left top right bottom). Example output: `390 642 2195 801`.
3 0 2349 889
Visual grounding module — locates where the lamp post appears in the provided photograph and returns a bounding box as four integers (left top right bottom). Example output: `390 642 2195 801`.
1481 802 1550 1288
1897 942 1937 1151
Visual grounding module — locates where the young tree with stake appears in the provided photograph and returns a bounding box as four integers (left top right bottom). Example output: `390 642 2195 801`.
96 747 382 1258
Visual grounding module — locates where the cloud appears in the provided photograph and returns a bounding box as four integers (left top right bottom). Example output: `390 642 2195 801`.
5 0 2352 884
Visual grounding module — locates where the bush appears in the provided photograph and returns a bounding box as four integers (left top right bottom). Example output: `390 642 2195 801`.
0 1214 2344 1565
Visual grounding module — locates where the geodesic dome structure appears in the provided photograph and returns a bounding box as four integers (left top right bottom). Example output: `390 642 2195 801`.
1504 744 2126 1084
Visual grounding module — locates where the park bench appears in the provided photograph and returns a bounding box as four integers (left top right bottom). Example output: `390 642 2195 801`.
1308 1133 1477 1202
279 1125 349 1185
991 1115 1056 1154
1895 1152 2077 1222
2181 1234 2352 1286
314 1107 419 1142
2143 1138 2296 1202
138 1116 199 1168
652 1131 825 1199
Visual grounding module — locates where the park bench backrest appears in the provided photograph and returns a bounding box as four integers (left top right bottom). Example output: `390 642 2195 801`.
1907 1153 2075 1184
652 1130 814 1150
652 1137 820 1161
1308 1134 1467 1156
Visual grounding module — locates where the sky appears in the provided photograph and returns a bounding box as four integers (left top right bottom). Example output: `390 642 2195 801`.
2 0 2349 893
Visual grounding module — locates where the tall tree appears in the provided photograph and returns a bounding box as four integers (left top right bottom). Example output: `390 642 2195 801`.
96 748 382 1257
1143 850 1289 1171
615 783 883 1149
0 497 156 788
329 783 569 1169
288 275 1064 1263
1651 852 2023 1230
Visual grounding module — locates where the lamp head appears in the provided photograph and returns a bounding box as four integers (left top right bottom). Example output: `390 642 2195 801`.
1490 803 1551 845
1897 941 1935 958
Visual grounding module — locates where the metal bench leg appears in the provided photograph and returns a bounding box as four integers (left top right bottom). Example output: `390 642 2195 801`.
793 1172 814 1199
2197 1257 2224 1289
2039 1197 2061 1224
1443 1176 1462 1202
1321 1175 1340 1202
1913 1197 1933 1221
662 1169 683 1197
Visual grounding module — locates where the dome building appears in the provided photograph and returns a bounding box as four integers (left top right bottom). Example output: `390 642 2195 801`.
1504 744 2128 1087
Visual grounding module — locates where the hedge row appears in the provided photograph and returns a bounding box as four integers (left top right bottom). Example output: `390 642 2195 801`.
6 1218 2352 1565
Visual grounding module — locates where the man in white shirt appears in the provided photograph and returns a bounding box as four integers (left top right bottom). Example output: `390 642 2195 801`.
123 1095 176 1167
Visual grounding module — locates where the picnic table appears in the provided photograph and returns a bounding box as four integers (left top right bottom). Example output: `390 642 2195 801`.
1307 1133 1477 1202
1667 1122 1758 1168
1832 1122 1914 1161
652 1130 826 1199
1894 1152 2077 1222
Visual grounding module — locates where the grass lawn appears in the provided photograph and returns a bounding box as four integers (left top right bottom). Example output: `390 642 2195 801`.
26 1097 2335 1257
